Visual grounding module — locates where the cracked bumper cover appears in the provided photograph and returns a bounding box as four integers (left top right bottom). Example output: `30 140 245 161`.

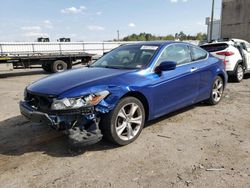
19 101 104 146
20 101 54 125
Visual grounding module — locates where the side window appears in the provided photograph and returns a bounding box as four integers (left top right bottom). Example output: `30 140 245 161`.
244 42 250 52
240 42 247 51
158 44 192 65
245 42 250 48
191 46 208 61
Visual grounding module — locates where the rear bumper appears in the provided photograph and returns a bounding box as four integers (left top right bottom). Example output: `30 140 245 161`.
225 62 236 72
19 101 54 126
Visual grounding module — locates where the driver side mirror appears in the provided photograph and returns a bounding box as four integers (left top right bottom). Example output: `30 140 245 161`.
155 61 177 73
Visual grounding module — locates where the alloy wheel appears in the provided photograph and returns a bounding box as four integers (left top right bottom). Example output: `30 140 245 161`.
212 78 223 102
115 103 143 141
237 65 244 81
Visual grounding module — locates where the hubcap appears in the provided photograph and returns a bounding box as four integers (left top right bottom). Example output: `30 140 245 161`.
212 78 223 102
237 66 244 81
115 103 143 141
57 64 64 71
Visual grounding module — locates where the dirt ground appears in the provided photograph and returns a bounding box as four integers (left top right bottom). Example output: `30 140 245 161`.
0 69 249 188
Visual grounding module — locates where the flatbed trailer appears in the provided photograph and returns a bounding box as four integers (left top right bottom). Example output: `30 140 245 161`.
0 41 134 73
0 52 93 73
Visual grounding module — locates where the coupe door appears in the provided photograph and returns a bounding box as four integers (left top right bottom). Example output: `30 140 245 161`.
150 44 200 118
190 46 214 101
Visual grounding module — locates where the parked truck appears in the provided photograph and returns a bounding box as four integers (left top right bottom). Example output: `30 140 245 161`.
0 41 133 73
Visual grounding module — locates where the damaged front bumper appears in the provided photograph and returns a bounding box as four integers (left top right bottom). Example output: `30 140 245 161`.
19 101 104 146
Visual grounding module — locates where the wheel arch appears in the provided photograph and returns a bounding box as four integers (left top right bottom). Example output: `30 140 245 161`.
217 73 226 89
235 60 246 71
121 91 149 121
231 60 245 82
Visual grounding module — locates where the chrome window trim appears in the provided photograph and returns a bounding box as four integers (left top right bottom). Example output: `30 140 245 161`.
150 43 209 72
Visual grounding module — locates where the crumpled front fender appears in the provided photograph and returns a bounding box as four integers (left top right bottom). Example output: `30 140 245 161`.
95 85 133 113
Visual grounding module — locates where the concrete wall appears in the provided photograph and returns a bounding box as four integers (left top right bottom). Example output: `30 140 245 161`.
221 0 250 42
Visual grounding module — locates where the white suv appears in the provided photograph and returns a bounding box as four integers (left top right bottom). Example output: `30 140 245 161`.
201 39 250 82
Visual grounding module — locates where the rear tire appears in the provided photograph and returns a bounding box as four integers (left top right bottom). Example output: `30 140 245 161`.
100 97 145 146
233 64 244 82
51 60 68 73
206 76 224 105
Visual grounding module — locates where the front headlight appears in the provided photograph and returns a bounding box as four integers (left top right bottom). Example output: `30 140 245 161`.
51 90 109 110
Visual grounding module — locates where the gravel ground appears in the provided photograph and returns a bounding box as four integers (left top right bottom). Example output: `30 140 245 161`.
0 69 249 188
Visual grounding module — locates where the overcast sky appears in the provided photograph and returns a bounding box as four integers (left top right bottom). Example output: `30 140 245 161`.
0 0 222 42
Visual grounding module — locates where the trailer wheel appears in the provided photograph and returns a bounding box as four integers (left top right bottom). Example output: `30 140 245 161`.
51 60 68 73
42 62 52 72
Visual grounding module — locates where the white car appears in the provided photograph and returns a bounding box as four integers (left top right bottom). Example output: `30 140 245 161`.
201 39 250 82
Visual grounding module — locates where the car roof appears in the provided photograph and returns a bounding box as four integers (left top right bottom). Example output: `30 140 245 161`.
201 41 233 46
206 38 249 44
231 38 249 43
201 38 250 47
124 41 194 47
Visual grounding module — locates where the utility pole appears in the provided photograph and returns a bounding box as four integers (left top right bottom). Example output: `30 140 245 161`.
117 30 120 41
209 0 215 42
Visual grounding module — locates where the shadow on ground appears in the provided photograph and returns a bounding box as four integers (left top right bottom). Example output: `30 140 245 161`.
227 73 250 83
0 115 117 157
244 73 250 79
0 102 206 158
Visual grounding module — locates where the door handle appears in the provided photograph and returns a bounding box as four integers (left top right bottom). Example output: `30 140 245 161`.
190 67 198 72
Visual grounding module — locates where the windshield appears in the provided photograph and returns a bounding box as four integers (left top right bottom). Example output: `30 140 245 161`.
91 44 159 69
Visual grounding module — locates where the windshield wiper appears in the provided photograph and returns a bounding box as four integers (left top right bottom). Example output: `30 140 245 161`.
89 65 119 69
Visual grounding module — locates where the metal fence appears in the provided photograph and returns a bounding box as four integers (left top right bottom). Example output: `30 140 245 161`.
0 42 136 57
0 41 199 57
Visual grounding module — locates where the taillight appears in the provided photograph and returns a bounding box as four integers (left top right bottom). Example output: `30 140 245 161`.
216 51 234 56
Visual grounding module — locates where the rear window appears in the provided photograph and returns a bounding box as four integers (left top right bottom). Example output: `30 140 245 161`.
200 43 229 52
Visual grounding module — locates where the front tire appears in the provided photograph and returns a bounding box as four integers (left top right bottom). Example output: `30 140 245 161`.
206 76 224 105
100 97 145 146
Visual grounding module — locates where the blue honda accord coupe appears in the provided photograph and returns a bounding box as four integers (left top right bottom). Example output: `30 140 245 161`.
20 41 227 146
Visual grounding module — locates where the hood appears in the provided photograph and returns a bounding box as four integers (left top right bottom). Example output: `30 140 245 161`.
27 67 134 96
